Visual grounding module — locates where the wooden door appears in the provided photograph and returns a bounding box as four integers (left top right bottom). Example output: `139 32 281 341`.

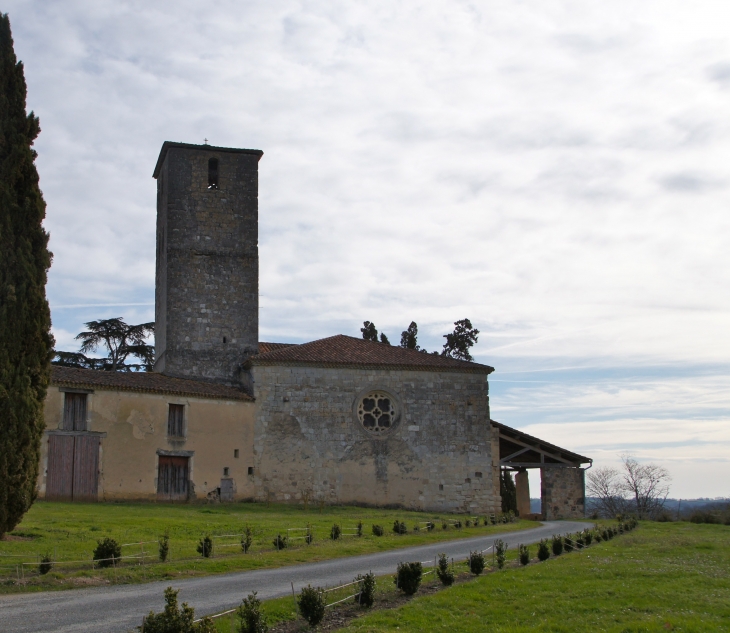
157 456 189 501
73 435 100 501
220 478 234 501
46 435 75 501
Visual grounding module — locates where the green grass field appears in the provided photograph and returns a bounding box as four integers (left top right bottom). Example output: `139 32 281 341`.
320 521 730 633
0 500 531 593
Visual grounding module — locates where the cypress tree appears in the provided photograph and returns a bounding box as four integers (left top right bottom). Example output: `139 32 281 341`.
500 469 517 514
0 14 53 537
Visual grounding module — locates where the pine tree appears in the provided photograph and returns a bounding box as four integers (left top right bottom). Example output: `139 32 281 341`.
0 14 54 537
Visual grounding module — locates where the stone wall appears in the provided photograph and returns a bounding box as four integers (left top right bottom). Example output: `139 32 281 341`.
541 467 585 519
154 145 261 385
252 365 500 514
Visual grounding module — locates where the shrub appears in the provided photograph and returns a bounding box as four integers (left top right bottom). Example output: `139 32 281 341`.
372 524 384 537
507 510 516 523
655 510 673 522
272 534 287 550
465 519 472 527
140 586 215 633
413 524 420 532
468 550 485 575
551 535 563 556
537 540 550 561
395 561 422 595
94 537 121 568
564 535 574 553
453 520 462 529
519 544 530 565
495 539 508 569
356 572 375 607
442 521 448 530
602 528 609 541
575 533 585 548
594 531 602 543
159 531 170 562
393 520 407 535
436 553 454 586
197 535 213 558
584 530 593 546
305 524 314 545
473 517 480 527
330 523 341 540
39 553 53 575
241 525 254 553
690 511 720 524
237 591 268 633
356 521 363 537
426 521 435 531
297 585 325 627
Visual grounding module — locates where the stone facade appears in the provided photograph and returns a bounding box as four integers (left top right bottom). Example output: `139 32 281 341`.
251 364 501 514
541 467 585 519
154 143 263 385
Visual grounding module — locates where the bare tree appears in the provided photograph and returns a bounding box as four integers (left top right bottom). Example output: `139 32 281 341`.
587 456 671 519
620 454 671 519
586 466 629 518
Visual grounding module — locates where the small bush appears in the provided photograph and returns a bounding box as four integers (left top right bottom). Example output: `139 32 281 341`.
272 534 287 550
395 561 422 595
584 530 593 546
436 552 454 586
465 519 472 527
393 520 407 535
330 523 342 540
519 544 530 565
495 539 508 569
537 540 550 561
690 510 720 524
453 520 462 529
297 585 325 627
575 533 585 548
237 591 268 633
594 531 602 543
468 550 485 575
413 524 420 532
356 521 363 537
442 521 448 530
242 525 254 552
93 537 121 568
356 572 375 607
551 535 563 556
473 517 480 527
564 535 574 553
39 553 53 575
159 531 170 562
305 525 314 545
197 535 213 558
372 524 384 537
140 586 215 633
602 528 609 541
426 521 435 531
655 510 673 522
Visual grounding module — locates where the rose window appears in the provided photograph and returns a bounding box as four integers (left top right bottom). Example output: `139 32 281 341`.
357 392 397 435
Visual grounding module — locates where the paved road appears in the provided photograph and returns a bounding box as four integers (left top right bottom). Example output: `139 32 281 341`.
0 521 588 633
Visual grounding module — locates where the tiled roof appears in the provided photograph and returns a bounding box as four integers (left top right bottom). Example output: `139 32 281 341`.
492 420 591 465
247 335 494 374
50 366 253 401
258 342 296 355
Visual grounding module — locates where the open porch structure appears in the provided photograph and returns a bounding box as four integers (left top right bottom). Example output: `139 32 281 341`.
493 420 592 520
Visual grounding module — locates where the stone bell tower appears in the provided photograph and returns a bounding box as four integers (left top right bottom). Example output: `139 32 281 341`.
152 141 263 385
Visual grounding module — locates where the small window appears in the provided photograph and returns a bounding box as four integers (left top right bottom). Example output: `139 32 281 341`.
465 477 471 484
439 484 444 491
234 449 239 458
167 404 185 437
247 467 254 475
208 158 219 189
63 393 87 431
223 467 230 477
475 471 483 478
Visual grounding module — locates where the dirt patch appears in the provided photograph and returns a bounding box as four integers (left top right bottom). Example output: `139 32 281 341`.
2 534 37 541
70 576 109 587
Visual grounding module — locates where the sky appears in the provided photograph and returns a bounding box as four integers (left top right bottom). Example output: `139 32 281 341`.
6 0 730 498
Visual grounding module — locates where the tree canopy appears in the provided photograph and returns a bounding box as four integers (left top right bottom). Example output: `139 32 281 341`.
0 13 54 537
53 318 155 371
400 322 420 351
442 318 480 361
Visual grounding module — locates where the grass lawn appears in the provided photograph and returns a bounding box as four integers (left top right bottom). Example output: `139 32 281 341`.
324 521 730 633
0 501 531 594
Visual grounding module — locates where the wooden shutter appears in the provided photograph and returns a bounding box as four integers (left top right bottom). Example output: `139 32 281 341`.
63 393 87 431
157 456 189 501
72 435 100 501
46 435 75 501
167 404 185 437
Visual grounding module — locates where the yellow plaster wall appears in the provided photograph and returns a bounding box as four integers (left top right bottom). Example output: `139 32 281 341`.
39 386 256 501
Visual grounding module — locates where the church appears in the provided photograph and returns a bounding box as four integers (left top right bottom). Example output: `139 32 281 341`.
38 142 590 518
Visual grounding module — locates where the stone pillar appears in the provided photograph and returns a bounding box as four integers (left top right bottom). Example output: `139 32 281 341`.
515 470 531 517
541 467 585 519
